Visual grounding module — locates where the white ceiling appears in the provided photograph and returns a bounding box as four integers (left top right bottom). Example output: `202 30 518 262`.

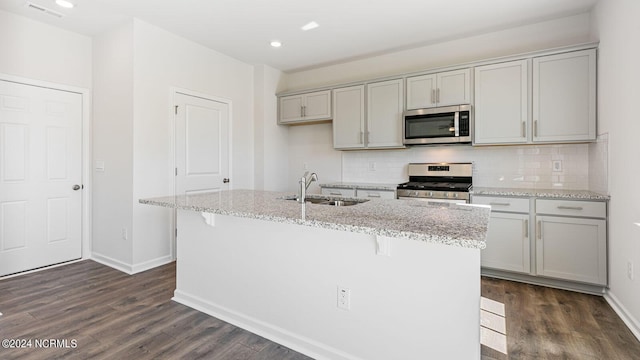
0 0 598 72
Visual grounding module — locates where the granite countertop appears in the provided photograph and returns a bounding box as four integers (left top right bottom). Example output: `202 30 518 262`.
140 189 490 249
471 187 610 201
319 182 398 191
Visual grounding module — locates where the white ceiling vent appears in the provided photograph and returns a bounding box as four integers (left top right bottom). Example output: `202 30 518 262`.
25 2 64 18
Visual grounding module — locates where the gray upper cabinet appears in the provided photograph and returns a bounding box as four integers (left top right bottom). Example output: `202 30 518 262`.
332 85 366 149
474 59 530 145
332 80 404 150
532 49 596 142
406 68 471 110
475 49 596 145
277 45 598 147
279 90 332 124
366 79 404 148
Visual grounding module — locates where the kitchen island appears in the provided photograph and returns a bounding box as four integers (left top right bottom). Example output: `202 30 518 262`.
140 190 491 360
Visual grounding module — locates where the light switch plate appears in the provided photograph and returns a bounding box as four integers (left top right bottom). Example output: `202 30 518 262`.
95 160 105 172
552 160 562 172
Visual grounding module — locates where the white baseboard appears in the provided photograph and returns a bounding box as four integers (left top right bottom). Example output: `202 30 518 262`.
91 253 173 275
604 290 640 342
91 252 134 274
172 290 360 360
131 255 173 274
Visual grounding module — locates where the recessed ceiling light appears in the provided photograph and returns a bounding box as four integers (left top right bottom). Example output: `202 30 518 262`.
55 0 74 9
270 41 282 48
301 21 319 31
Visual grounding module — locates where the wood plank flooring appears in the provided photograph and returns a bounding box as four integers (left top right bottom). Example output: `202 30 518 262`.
1 260 639 359
481 276 640 360
0 260 311 360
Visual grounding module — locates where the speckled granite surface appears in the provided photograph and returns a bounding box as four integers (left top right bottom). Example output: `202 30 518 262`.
471 187 609 200
140 190 490 249
319 182 398 191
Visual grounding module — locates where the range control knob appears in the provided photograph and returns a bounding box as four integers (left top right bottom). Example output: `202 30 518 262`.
453 193 459 198
429 192 434 197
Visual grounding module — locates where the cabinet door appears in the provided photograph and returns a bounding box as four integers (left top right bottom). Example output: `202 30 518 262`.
303 90 332 121
532 49 596 142
481 212 530 274
279 95 303 123
436 69 471 107
321 188 356 197
367 79 404 148
536 215 607 285
333 85 365 149
406 74 436 110
474 60 529 144
356 189 396 200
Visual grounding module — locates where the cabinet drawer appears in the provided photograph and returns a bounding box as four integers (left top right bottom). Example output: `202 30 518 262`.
472 196 529 213
536 199 606 218
321 188 356 198
356 189 396 200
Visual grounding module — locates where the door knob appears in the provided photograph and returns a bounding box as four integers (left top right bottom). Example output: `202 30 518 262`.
223 178 230 183
73 184 82 191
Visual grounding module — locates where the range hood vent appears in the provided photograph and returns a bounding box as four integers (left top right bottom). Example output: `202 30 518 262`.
25 2 64 18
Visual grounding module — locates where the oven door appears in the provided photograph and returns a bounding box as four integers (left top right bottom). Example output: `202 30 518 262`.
398 196 468 204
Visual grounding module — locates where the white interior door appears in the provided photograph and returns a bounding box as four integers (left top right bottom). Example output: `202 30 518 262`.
0 80 83 276
175 92 230 196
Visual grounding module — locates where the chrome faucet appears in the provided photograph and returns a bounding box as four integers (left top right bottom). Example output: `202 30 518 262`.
298 172 318 220
306 172 318 190
298 172 318 204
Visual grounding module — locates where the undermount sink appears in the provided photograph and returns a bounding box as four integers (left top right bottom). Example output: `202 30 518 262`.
283 195 367 206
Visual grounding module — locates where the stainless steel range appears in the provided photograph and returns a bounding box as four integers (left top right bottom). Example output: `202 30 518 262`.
397 163 473 203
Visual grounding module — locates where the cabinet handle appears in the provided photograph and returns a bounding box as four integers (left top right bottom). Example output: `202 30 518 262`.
431 89 435 104
303 105 306 117
522 121 526 138
537 220 541 240
524 219 529 238
437 88 440 103
329 191 342 196
557 205 584 211
367 193 382 198
360 131 364 144
534 120 538 137
489 202 511 206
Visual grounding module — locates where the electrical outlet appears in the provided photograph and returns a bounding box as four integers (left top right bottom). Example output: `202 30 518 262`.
121 228 128 240
552 160 563 172
337 286 351 310
369 162 376 171
628 261 635 280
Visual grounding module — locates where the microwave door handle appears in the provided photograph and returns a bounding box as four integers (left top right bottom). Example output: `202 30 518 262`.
454 111 460 137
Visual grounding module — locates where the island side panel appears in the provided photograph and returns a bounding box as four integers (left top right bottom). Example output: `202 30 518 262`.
174 210 481 360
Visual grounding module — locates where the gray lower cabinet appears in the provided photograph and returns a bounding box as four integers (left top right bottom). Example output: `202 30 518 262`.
320 187 356 197
321 187 396 199
472 196 530 274
535 199 607 285
472 195 608 289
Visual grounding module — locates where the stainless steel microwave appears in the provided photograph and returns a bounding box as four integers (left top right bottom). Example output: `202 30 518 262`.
403 104 472 145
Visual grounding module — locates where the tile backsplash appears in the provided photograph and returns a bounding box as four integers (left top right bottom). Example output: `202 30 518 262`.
342 141 607 192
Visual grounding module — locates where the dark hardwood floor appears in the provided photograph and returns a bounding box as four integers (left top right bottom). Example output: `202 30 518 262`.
1 260 639 359
481 276 640 360
0 260 311 360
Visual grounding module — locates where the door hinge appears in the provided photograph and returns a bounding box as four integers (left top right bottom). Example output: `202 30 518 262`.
174 105 178 115
175 167 178 176
175 228 178 237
